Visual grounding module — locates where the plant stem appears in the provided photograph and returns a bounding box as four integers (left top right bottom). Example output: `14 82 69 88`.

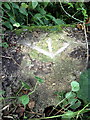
49 98 66 116
16 85 23 96
83 23 89 69
59 1 84 23
28 82 38 95
28 114 63 120
3 96 16 99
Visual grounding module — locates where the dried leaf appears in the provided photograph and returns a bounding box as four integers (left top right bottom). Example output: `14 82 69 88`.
16 106 25 117
28 100 35 109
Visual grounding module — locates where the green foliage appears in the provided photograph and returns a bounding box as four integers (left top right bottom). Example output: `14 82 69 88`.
62 110 76 119
1 77 90 119
75 2 88 20
78 69 90 103
32 2 38 9
21 81 31 90
35 76 44 83
71 81 80 92
1 2 88 30
18 95 29 106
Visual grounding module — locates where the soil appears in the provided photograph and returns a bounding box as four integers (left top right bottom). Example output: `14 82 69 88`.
1 26 89 120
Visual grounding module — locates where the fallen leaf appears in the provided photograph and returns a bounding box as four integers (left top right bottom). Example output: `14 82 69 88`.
16 106 25 117
28 100 35 109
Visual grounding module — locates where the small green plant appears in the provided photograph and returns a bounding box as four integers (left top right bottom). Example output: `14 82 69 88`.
1 2 89 30
1 2 65 30
1 77 90 120
0 76 44 107
38 80 90 120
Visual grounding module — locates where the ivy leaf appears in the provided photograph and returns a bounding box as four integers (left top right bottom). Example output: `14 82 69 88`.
71 81 80 92
19 7 28 16
68 3 74 8
4 3 11 10
32 2 38 9
9 17 16 24
35 76 44 83
37 7 46 15
21 81 30 90
18 95 29 106
21 3 28 8
11 3 19 9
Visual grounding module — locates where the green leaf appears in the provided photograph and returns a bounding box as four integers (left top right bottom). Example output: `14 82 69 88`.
13 22 20 27
68 3 74 8
46 14 54 19
78 69 90 102
53 19 65 25
11 3 19 9
65 92 76 99
4 3 11 10
62 110 76 119
43 2 49 8
9 17 16 24
37 7 46 15
21 81 30 90
71 81 80 92
0 90 5 95
18 95 29 106
2 21 13 30
35 76 44 83
21 3 28 8
19 7 28 16
69 98 77 105
70 99 81 110
34 13 42 19
32 2 38 9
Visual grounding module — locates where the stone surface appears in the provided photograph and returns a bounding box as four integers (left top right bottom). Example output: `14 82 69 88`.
2 27 87 113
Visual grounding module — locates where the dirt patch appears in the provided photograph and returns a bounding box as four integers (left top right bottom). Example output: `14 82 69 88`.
1 26 88 119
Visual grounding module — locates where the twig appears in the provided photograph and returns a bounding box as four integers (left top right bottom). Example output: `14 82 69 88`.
83 23 89 69
28 82 38 95
54 103 70 115
26 110 43 116
59 0 83 23
1 55 22 69
48 98 66 116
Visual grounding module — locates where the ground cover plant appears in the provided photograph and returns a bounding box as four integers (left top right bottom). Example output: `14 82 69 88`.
0 1 90 120
0 76 90 120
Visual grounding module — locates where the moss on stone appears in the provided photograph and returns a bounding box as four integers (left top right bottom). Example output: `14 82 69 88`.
14 24 75 35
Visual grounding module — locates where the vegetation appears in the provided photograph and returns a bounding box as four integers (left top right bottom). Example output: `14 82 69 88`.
0 2 90 30
0 1 90 120
0 76 90 120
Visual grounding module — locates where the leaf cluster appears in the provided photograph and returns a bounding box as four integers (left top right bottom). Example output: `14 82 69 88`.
1 2 89 30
